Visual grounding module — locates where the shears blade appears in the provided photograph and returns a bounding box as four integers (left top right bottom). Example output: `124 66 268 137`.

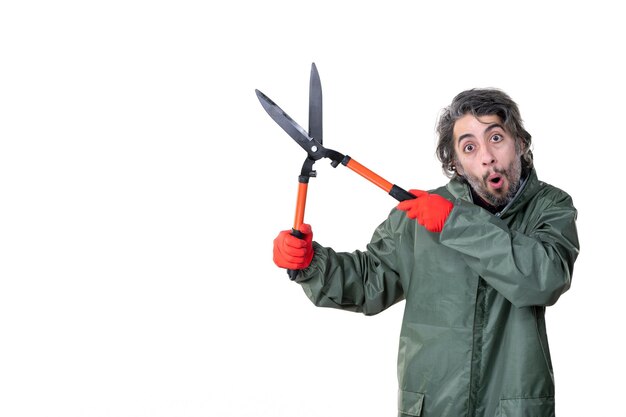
255 88 325 161
308 63 323 145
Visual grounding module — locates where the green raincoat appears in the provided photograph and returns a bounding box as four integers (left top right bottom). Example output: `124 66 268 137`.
295 168 579 417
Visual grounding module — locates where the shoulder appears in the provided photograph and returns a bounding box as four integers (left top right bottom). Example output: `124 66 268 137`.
533 179 576 210
517 175 578 230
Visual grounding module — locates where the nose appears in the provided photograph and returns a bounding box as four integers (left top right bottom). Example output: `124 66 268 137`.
480 146 496 166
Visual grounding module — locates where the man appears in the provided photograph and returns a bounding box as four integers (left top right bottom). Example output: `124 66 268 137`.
273 89 579 417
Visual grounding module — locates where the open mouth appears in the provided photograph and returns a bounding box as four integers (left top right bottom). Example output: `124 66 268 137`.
487 174 504 189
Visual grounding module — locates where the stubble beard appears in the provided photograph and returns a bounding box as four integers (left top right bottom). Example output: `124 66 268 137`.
460 157 523 207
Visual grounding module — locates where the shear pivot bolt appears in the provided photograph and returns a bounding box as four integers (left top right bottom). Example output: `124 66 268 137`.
311 145 318 152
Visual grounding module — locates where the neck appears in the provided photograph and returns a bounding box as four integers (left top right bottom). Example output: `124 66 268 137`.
470 187 504 214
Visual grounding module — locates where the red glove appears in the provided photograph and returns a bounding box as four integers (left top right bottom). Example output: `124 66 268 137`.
273 224 314 270
397 189 453 233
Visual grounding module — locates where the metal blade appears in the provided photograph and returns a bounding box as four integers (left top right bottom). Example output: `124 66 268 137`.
255 89 325 160
308 63 323 144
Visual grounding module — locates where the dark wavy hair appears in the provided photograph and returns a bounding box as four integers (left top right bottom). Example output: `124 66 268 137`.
435 88 533 178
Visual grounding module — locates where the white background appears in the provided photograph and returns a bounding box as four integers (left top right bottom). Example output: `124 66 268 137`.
1 1 624 416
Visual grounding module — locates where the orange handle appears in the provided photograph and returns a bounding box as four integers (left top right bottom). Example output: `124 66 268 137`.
345 158 393 193
288 180 309 280
293 181 309 230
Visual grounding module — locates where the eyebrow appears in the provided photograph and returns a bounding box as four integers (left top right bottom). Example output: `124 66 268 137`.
457 123 505 144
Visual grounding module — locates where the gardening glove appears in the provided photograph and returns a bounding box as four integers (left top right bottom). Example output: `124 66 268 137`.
397 189 453 233
273 223 314 270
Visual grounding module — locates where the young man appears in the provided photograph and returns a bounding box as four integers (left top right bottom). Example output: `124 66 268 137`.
273 89 579 417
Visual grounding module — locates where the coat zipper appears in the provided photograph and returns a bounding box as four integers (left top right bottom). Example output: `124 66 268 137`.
467 277 486 417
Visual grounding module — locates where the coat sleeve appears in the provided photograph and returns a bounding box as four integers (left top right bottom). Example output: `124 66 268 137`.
439 190 579 308
294 216 406 316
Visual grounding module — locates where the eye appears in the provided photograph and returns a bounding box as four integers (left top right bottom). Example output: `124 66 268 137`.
463 143 475 153
491 134 503 143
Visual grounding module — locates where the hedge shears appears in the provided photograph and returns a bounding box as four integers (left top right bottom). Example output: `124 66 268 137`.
256 63 415 277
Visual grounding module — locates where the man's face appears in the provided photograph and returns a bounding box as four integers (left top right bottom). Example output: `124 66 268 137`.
453 114 523 207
